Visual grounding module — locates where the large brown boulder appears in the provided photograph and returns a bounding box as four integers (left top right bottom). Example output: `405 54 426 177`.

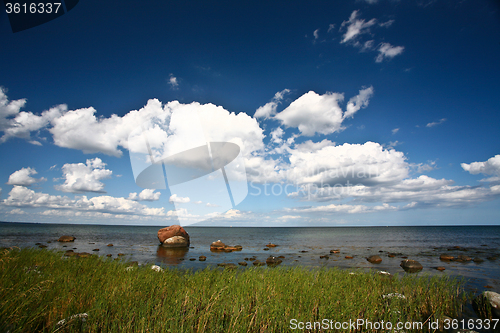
157 225 190 247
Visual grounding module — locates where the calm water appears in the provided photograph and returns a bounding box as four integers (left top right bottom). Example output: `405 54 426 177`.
1 222 500 293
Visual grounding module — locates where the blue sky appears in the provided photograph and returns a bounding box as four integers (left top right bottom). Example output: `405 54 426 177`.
0 0 499 226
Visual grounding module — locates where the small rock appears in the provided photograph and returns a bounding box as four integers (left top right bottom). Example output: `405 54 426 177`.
487 256 498 261
330 249 340 254
38 244 47 248
320 255 329 259
377 271 391 277
345 256 353 259
210 240 226 251
300 250 308 253
388 253 396 258
106 254 112 257
440 254 454 261
277 255 285 259
248 257 256 261
234 245 243 251
263 248 270 251
252 260 265 266
107 244 113 247
473 257 484 263
266 256 282 266
266 243 277 247
238 261 248 266
367 255 382 264
199 256 206 261
58 236 76 242
400 259 423 273
436 266 446 271
92 249 99 251
117 253 125 256
189 258 196 261
151 265 163 272
455 255 472 262
217 263 237 269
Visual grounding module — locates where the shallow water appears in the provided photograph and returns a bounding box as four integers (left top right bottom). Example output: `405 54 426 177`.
2 223 500 294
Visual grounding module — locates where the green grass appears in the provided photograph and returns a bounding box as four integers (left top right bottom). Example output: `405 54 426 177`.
0 247 468 332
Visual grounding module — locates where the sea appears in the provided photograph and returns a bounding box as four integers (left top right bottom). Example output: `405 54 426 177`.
1 222 499 293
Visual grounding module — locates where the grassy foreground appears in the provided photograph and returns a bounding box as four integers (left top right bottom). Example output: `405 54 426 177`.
1 247 468 332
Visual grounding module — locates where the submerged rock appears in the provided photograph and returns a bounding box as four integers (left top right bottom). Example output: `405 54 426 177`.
440 254 454 261
400 259 423 273
58 235 75 242
455 255 472 262
367 255 382 264
158 225 190 248
266 256 283 267
199 256 206 261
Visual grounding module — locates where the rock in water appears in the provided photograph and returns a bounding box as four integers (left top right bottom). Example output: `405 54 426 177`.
157 225 190 248
58 235 75 242
367 255 382 264
474 291 500 318
210 240 226 251
400 259 423 273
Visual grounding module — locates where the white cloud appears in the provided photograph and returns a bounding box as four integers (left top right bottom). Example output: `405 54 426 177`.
426 118 447 128
313 29 320 41
286 203 397 214
169 194 190 203
345 86 374 119
0 88 66 144
6 167 46 186
6 208 26 214
340 10 377 43
2 185 166 216
169 74 179 90
379 20 395 28
129 189 161 201
299 174 500 209
294 139 335 153
55 158 112 193
364 0 378 3
254 89 290 119
410 160 437 173
278 215 302 220
270 127 284 144
327 24 335 33
50 99 167 157
462 155 500 182
392 128 399 135
375 43 405 62
274 88 373 136
285 141 408 187
224 209 242 218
